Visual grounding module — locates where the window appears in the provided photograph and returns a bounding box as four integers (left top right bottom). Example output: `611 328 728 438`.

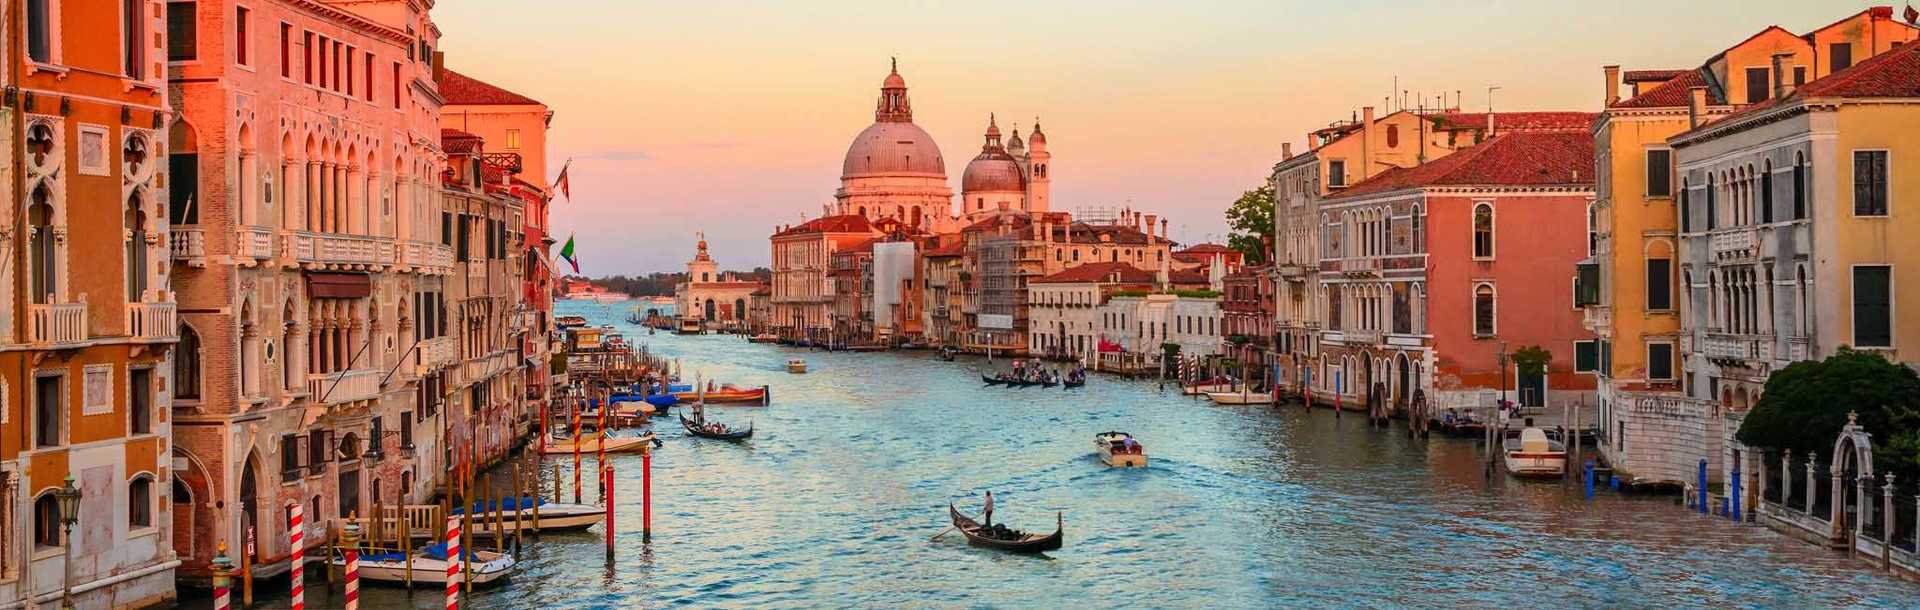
1647 342 1674 381
345 46 354 96
1830 42 1854 74
307 430 329 473
34 375 61 448
364 54 374 101
1473 284 1495 336
1411 205 1424 253
234 6 249 66
129 368 152 434
317 36 327 88
392 62 403 108
302 31 313 83
1386 125 1399 148
28 0 52 63
400 413 414 449
129 476 153 528
1574 340 1599 373
1472 203 1494 258
1793 153 1807 220
1853 265 1892 348
168 2 200 62
175 324 201 399
1680 178 1692 232
506 129 521 150
1854 150 1888 216
28 187 56 304
1745 67 1770 103
1646 258 1672 311
279 23 290 76
280 434 301 475
125 0 146 77
1327 160 1347 188
1645 149 1672 197
1587 202 1598 256
1760 160 1773 223
333 41 343 91
33 494 60 549
1794 66 1806 87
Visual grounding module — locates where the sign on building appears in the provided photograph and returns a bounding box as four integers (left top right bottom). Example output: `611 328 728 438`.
978 314 1013 330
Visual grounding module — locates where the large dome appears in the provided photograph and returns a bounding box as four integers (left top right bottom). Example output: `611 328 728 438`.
841 121 946 178
962 151 1025 192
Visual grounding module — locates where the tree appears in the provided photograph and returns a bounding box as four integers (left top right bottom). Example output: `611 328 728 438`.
1224 185 1274 266
1735 348 1920 479
1512 345 1552 378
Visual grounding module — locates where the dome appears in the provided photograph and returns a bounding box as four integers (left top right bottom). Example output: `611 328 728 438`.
962 150 1025 193
842 121 946 178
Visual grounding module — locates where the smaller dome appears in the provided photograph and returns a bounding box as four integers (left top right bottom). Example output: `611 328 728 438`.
963 151 1025 193
883 71 906 89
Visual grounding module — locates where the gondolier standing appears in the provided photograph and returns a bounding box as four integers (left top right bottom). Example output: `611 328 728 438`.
983 491 995 527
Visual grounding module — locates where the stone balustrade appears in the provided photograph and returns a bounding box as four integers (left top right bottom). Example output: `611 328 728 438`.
29 302 88 345
416 336 459 373
285 231 395 269
170 226 205 261
1710 228 1757 259
124 302 176 342
237 227 275 263
307 368 380 405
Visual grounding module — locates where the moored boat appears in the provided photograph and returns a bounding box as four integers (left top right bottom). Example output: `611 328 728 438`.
787 358 807 373
1206 389 1274 405
451 497 607 534
540 431 659 455
750 333 780 343
335 544 516 586
673 385 770 405
1094 431 1147 468
946 504 1063 553
1503 427 1567 478
1181 379 1234 396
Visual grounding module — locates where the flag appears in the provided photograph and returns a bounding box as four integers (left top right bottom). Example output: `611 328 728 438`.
1907 2 1918 25
559 233 579 273
553 159 572 201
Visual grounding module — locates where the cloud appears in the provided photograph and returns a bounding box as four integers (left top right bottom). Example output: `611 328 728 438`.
579 149 653 161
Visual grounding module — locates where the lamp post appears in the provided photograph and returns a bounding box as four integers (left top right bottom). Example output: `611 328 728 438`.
55 474 81 610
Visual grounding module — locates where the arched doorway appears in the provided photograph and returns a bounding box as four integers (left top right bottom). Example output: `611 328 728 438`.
734 298 746 322
1829 414 1875 542
238 452 261 564
1395 353 1411 415
704 299 716 321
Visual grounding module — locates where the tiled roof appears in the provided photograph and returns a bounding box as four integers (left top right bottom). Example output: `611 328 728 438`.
924 240 965 258
1685 38 1920 139
1611 69 1725 109
1168 268 1210 285
773 214 877 237
1176 243 1231 254
1032 262 1154 284
1430 112 1596 132
1328 129 1596 199
1623 69 1688 84
691 281 764 289
842 238 878 254
441 70 544 106
442 128 481 154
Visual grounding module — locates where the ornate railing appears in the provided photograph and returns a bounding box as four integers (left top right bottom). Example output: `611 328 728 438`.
285 231 394 269
28 302 87 345
237 227 275 263
1710 228 1757 259
399 241 455 275
124 302 176 342
170 226 205 261
416 336 458 373
1582 306 1612 331
307 369 380 405
1704 332 1772 362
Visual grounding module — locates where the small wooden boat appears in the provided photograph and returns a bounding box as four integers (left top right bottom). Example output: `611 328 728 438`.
1094 431 1147 468
1062 378 1086 389
750 333 780 343
335 544 516 586
540 432 659 455
847 344 888 352
673 385 770 405
680 415 753 440
555 315 589 329
947 504 1063 553
1206 389 1274 405
1181 379 1233 396
1503 427 1567 478
787 358 807 374
451 497 607 534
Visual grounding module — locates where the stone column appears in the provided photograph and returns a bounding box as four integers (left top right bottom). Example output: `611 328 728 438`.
1883 473 1896 569
308 162 322 232
1780 449 1792 512
1808 457 1819 515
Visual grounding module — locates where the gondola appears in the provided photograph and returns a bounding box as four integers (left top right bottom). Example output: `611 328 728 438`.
946 504 1063 553
1062 378 1085 389
982 375 1006 385
680 415 753 440
1038 379 1058 388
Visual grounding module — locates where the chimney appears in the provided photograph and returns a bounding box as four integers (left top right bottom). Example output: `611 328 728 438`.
1160 219 1168 241
1485 112 1495 138
1282 142 1293 159
1603 65 1620 106
1688 86 1708 128
1360 106 1375 179
1144 214 1157 241
433 50 447 83
1771 52 1793 99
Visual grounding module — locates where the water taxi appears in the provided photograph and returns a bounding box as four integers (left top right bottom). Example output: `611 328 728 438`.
1094 431 1147 468
451 497 607 535
1503 427 1567 478
540 431 659 455
1206 388 1274 405
1181 378 1234 396
675 317 704 334
787 358 807 373
335 543 516 586
673 384 770 404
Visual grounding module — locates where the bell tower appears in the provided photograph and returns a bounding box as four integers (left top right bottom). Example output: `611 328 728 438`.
1026 119 1051 214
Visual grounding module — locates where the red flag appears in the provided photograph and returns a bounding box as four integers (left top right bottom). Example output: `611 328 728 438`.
552 159 572 200
1907 3 1918 25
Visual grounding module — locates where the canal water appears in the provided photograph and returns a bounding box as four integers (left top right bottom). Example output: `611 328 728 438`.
206 300 1920 608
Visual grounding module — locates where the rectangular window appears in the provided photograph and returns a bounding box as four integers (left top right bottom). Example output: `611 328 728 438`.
1645 149 1672 197
1646 258 1672 311
345 46 355 96
302 32 313 83
1327 160 1347 188
1853 265 1892 348
1854 150 1888 216
279 23 290 77
28 0 52 63
34 376 61 448
392 62 403 108
317 35 328 88
456 214 471 262
1574 340 1599 373
166 1 197 62
399 413 413 449
125 0 146 77
333 41 343 90
368 417 384 457
1647 342 1674 381
364 54 375 101
129 368 152 434
280 434 301 475
129 477 152 528
234 6 249 66
1745 67 1770 103
440 212 452 246
1831 42 1854 74
506 129 521 150
307 430 329 473
1793 66 1807 87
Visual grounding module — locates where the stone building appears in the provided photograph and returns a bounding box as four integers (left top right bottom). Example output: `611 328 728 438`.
1028 262 1155 362
164 0 447 584
674 233 761 329
770 215 879 342
0 0 178 606
438 128 530 472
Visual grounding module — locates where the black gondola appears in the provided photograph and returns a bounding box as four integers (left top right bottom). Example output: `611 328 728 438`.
982 375 1006 385
946 504 1063 553
679 415 753 440
1062 379 1085 389
1038 379 1058 388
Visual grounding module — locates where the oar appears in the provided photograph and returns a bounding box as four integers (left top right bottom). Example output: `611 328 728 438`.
929 526 956 541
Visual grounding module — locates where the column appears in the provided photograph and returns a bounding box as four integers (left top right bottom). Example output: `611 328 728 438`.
1807 456 1819 515
1780 449 1793 512
308 162 321 232
1883 473 1896 561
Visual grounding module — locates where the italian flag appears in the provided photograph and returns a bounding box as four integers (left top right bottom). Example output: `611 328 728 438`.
559 234 579 273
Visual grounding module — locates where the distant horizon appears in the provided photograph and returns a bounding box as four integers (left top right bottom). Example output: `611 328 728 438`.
435 0 1870 274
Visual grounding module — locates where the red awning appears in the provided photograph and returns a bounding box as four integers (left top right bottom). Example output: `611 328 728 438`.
305 272 372 298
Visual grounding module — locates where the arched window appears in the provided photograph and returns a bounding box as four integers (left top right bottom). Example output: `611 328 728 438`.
1472 203 1494 258
1792 152 1807 220
1796 266 1809 336
28 185 56 304
176 324 202 400
126 193 149 300
33 492 60 549
1706 174 1717 230
1680 177 1692 232
129 475 154 528
168 119 200 225
1761 160 1774 223
1473 284 1496 336
1411 205 1424 253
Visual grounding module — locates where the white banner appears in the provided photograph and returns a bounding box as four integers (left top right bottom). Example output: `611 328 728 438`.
978 313 1013 330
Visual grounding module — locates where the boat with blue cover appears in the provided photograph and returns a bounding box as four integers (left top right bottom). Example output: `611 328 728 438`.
331 541 516 585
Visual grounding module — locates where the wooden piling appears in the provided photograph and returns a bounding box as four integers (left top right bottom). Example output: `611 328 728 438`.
513 457 525 553
398 487 412 589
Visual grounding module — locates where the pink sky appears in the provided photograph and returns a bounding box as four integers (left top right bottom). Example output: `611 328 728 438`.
432 0 1867 274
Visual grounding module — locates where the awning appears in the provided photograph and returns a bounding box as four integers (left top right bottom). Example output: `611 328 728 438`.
306 272 372 298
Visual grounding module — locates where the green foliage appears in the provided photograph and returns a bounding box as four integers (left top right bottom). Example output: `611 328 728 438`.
1224 185 1274 266
550 352 568 375
1161 343 1181 360
1512 345 1552 378
1170 289 1221 299
1109 290 1150 298
1735 348 1920 478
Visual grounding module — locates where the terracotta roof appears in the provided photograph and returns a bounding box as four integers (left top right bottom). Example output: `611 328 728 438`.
441 70 544 106
690 281 764 289
773 214 877 237
442 128 481 154
1611 69 1725 109
1168 268 1210 286
1032 262 1154 284
1176 243 1231 254
1685 39 1920 139
842 238 878 254
750 286 771 296
1328 129 1596 199
1431 112 1596 132
924 240 965 258
1623 69 1688 84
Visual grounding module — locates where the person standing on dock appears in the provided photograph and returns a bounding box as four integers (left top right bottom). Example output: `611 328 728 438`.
983 491 995 527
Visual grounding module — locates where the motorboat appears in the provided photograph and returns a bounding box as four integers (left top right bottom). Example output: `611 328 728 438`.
450 497 606 534
787 358 807 374
1094 432 1147 468
1181 378 1234 396
750 333 780 343
1206 388 1274 405
1503 427 1568 478
540 431 659 455
335 543 516 586
674 385 770 405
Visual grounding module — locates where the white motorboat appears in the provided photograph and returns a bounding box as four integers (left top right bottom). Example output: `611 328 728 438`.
787 358 807 374
1094 431 1148 468
1206 388 1274 405
334 544 516 586
1503 427 1568 478
452 498 606 535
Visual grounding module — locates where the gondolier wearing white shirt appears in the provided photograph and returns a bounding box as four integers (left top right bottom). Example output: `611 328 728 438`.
984 491 994 527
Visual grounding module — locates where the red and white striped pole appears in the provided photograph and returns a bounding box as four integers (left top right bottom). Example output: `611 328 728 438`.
341 520 362 610
445 514 462 610
288 502 305 610
211 542 235 610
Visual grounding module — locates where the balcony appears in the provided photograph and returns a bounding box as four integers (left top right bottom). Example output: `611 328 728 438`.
1703 333 1772 362
171 226 206 266
1277 262 1313 279
124 302 176 342
398 241 455 275
416 336 458 373
1340 258 1380 277
1784 336 1811 363
307 369 380 405
1340 329 1382 345
236 227 275 265
1709 228 1757 260
1582 306 1612 332
284 231 394 270
28 302 88 346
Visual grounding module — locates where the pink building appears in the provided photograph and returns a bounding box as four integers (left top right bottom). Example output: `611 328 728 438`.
1318 127 1598 418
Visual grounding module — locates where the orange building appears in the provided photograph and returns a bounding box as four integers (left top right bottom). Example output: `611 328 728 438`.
0 0 179 607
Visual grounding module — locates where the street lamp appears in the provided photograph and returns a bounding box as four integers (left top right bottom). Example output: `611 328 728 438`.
55 474 81 610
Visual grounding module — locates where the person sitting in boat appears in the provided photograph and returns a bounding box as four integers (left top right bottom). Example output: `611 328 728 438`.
1443 409 1457 425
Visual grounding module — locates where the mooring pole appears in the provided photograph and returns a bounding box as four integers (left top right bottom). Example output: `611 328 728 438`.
643 446 654 543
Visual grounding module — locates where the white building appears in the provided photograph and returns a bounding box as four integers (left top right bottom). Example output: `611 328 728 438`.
1028 263 1156 362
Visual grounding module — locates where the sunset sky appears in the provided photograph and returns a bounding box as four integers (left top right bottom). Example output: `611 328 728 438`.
434 0 1866 274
